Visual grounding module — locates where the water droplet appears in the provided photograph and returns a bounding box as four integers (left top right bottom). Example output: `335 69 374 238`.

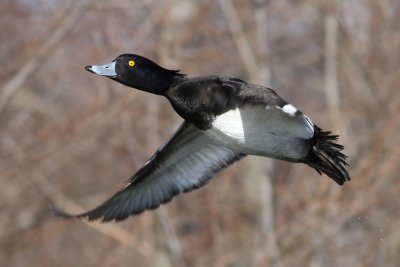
358 217 361 220
380 238 384 242
380 229 383 232
365 216 369 219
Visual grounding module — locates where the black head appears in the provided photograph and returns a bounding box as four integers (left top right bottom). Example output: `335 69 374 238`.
85 54 185 95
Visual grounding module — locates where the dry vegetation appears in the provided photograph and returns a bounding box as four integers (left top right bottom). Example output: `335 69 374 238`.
1 0 400 266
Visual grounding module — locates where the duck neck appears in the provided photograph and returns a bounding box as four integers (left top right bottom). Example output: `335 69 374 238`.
141 73 183 95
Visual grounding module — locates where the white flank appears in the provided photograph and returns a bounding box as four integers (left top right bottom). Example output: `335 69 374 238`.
211 108 245 143
282 104 297 116
206 105 314 158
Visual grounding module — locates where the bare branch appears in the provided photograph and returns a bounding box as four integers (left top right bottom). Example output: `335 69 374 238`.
0 0 93 114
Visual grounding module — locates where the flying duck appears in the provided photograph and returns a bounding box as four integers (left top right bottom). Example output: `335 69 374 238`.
53 54 350 222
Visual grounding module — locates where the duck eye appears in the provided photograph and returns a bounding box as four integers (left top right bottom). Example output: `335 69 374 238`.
128 60 135 67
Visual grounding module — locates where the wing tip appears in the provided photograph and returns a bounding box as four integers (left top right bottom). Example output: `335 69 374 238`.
49 204 96 221
49 204 80 220
49 201 148 222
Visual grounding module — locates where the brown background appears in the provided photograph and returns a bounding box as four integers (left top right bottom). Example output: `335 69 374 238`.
1 0 399 266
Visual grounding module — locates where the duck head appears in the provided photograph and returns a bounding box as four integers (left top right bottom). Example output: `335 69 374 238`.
85 54 184 95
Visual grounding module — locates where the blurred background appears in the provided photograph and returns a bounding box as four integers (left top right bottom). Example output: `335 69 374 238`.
1 0 399 266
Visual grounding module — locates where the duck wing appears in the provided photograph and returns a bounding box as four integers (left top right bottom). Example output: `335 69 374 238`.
53 121 244 221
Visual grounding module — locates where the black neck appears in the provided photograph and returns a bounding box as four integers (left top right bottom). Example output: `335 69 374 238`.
114 67 185 95
139 71 184 95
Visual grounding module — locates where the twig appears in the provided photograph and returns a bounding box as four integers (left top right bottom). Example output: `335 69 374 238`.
218 0 260 83
0 0 92 114
324 15 341 134
156 207 187 267
34 173 152 258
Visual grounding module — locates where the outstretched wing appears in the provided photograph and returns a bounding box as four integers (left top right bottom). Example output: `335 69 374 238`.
53 121 244 221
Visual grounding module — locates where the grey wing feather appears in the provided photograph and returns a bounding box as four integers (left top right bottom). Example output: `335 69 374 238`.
53 121 244 221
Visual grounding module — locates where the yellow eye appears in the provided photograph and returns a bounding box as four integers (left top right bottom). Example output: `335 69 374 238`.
128 60 135 67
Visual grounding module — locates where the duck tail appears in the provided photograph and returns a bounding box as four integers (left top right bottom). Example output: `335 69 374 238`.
306 126 350 185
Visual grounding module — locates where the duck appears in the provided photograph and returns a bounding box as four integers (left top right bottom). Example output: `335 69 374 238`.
53 54 350 222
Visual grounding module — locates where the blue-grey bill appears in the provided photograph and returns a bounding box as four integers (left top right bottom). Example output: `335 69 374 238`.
85 61 117 77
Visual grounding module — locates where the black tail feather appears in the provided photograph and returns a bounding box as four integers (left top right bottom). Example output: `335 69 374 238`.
306 126 350 185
